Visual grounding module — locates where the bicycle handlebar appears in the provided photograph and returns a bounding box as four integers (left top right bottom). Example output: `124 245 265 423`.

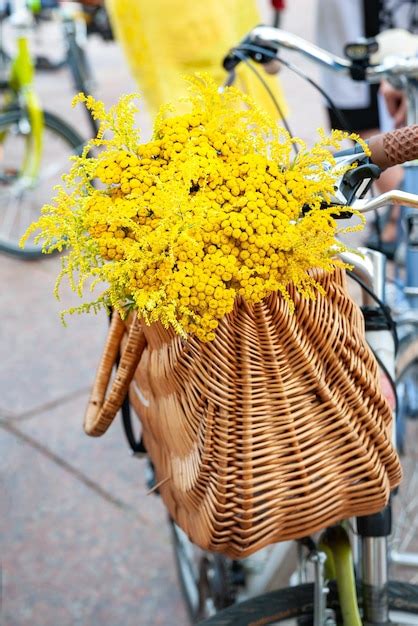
327 125 418 211
223 26 351 73
223 25 418 83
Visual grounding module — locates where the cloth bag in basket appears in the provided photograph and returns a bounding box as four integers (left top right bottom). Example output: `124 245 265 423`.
84 268 401 558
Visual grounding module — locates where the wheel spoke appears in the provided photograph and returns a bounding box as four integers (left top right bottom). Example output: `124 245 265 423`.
37 146 84 182
0 188 21 238
0 110 84 257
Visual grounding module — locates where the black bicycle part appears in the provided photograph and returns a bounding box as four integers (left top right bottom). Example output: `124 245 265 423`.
406 213 418 246
109 308 146 455
85 6 113 41
302 158 380 218
35 54 66 71
223 33 290 72
344 37 379 81
347 273 399 422
331 142 382 210
225 41 353 133
357 504 392 538
349 272 399 354
223 44 248 72
344 38 379 63
198 580 418 625
362 304 399 352
231 51 296 149
340 162 382 204
64 18 98 136
170 520 238 624
121 396 147 455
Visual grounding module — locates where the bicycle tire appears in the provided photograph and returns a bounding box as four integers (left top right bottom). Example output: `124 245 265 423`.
391 328 418 582
170 519 237 623
198 580 418 625
67 34 94 95
66 35 98 137
0 108 85 259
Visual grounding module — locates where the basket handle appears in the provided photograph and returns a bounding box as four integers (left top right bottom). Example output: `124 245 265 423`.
84 311 146 437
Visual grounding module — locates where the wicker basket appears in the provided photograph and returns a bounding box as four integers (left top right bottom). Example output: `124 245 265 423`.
84 268 401 558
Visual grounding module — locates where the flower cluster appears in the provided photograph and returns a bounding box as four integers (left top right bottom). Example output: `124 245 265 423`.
21 76 365 341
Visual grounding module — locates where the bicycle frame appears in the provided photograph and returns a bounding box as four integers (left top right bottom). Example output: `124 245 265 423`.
6 1 44 182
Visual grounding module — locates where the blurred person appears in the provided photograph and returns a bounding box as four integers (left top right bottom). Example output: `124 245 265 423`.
316 0 417 136
315 0 418 256
380 78 408 127
104 0 288 119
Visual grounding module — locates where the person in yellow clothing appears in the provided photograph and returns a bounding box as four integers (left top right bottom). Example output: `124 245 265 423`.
105 0 288 118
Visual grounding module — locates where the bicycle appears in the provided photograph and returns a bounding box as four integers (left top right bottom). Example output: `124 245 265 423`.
142 28 418 624
0 0 95 259
0 0 112 71
1 0 103 132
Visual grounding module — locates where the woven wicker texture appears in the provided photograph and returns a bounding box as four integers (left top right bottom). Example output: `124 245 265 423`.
126 268 401 558
383 124 418 167
85 313 146 436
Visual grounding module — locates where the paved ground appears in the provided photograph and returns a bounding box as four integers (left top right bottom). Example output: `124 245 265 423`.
0 2 358 625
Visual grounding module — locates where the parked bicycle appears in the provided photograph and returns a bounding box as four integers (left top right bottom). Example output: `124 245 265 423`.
0 0 102 259
0 0 112 72
147 27 418 624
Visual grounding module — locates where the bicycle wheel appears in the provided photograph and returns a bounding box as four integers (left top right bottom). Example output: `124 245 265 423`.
391 329 418 583
198 581 418 625
170 520 238 623
0 108 85 259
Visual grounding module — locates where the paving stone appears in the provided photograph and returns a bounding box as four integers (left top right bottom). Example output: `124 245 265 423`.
0 428 187 626
0 255 109 416
13 392 166 524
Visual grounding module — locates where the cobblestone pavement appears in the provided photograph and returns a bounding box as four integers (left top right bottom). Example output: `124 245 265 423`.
0 2 376 625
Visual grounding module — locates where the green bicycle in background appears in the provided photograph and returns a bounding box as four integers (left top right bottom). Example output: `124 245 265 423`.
0 0 85 258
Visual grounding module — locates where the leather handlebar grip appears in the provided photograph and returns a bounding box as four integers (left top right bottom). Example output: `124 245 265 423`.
368 124 418 170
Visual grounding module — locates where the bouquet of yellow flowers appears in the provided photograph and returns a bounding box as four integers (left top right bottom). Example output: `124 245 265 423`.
22 76 364 342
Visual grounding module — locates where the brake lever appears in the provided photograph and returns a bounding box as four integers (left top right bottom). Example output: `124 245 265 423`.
301 151 381 218
322 151 381 217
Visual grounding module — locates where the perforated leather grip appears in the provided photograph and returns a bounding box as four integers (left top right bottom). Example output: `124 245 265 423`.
368 124 418 169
